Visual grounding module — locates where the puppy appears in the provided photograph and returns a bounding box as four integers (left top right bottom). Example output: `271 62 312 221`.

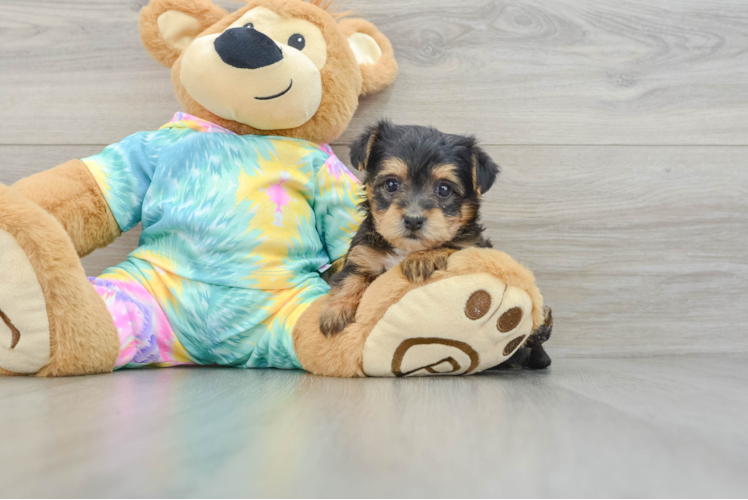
319 120 500 337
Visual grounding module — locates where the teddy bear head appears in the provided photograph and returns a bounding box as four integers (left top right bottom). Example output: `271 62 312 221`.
140 0 398 144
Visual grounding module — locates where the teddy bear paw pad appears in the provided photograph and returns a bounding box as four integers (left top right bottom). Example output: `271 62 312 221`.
362 272 535 377
0 230 51 374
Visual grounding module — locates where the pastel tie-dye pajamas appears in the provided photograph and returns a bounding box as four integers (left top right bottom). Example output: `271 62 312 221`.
82 113 363 370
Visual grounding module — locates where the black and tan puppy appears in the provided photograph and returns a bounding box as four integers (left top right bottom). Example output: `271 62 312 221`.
319 120 499 337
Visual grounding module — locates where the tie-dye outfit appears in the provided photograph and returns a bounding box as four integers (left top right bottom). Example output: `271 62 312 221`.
83 113 363 370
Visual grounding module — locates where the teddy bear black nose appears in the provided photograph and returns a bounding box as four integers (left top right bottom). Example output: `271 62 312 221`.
214 27 283 70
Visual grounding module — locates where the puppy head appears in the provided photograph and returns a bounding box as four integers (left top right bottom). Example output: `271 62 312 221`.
351 120 500 252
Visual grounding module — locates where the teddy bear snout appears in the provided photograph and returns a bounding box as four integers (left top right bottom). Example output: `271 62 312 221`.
214 27 283 70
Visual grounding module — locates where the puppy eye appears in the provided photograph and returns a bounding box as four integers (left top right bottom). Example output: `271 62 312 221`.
385 179 400 193
437 183 453 198
243 22 254 29
288 34 306 50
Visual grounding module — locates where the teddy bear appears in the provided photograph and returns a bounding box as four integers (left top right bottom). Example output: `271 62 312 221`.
0 0 551 378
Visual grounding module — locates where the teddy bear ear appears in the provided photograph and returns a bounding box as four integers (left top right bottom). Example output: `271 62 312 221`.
139 0 228 68
338 19 398 96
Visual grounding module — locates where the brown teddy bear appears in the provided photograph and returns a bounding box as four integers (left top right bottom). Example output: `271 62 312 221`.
0 0 548 378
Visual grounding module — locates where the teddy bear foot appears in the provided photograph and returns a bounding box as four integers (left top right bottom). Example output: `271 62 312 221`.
362 272 538 377
0 184 119 377
293 248 545 378
0 229 51 375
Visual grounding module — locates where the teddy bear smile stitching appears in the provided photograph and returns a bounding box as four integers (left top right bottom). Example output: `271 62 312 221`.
255 80 293 101
0 308 20 349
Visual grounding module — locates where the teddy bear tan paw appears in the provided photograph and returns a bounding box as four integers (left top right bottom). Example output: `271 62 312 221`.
0 183 119 377
361 272 537 377
0 229 51 374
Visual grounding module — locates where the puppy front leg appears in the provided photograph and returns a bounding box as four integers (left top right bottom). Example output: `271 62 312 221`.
401 248 456 283
319 270 372 337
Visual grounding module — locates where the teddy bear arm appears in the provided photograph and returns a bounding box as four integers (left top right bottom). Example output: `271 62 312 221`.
13 160 121 258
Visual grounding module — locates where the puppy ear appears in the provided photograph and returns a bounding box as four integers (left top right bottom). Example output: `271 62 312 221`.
472 145 500 196
140 0 227 68
350 120 391 173
338 19 398 96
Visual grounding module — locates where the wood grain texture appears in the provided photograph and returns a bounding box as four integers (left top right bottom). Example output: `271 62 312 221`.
1 0 747 145
1 357 747 497
331 145 748 357
3 144 746 356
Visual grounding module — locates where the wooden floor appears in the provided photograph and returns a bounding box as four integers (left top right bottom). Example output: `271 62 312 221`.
1 356 747 498
1 0 747 497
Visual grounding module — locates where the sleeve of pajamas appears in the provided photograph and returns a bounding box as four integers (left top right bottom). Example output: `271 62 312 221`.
81 129 172 233
313 151 365 264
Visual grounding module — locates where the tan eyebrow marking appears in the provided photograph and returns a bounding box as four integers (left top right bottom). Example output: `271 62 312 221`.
432 164 461 185
377 157 408 179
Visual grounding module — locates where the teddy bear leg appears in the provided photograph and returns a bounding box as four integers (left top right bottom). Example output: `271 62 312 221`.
294 248 546 378
292 297 368 378
360 272 539 377
0 184 119 377
293 262 432 378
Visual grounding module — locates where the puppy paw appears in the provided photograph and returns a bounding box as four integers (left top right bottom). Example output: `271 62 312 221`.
401 249 451 283
319 300 357 337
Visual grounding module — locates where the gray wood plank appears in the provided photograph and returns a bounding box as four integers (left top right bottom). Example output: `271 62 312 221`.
338 144 748 357
1 356 747 497
2 144 747 356
1 0 747 146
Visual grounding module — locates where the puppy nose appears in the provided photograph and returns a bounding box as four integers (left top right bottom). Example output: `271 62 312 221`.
403 216 426 232
214 27 283 70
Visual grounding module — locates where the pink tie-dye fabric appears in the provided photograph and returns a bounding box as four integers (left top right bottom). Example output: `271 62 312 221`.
163 112 237 135
90 277 194 369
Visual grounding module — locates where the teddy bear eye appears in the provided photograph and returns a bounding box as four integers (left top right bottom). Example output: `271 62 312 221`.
288 34 306 50
243 22 254 29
